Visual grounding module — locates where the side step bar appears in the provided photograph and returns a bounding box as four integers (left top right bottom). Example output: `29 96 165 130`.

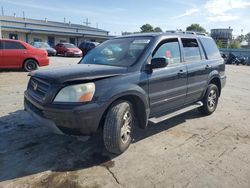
149 101 203 124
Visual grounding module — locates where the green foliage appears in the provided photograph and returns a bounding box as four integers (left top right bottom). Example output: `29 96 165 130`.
140 24 154 32
154 27 163 32
236 35 245 43
245 33 250 45
228 40 241 49
216 40 223 48
186 24 206 33
140 24 163 33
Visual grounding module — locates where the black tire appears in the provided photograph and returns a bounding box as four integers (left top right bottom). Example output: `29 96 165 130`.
23 59 38 72
103 101 134 154
199 84 219 115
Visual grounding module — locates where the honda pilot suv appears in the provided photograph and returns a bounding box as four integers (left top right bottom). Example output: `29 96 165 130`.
24 32 226 154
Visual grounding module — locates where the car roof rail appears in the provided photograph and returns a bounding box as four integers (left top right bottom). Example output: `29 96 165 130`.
165 30 207 36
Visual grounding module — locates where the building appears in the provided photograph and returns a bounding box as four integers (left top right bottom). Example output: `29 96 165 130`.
0 15 110 46
210 28 233 48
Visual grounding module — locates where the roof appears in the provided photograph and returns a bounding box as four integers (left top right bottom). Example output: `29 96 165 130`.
116 31 210 39
0 15 108 33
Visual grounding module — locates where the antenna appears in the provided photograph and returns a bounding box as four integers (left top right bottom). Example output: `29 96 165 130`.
22 11 25 19
83 18 91 26
1 7 4 16
96 23 98 28
64 17 66 23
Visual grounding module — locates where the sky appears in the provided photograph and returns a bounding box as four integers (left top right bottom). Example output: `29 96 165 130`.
1 0 250 36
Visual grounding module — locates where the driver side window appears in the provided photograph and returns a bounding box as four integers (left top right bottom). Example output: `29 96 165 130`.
153 39 181 64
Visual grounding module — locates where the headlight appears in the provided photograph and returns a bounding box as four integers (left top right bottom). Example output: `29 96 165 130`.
54 83 95 102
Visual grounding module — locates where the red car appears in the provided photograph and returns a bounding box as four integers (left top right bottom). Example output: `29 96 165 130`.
0 39 49 72
54 43 82 57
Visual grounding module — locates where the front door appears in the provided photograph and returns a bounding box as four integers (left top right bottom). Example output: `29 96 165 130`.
48 36 55 47
148 38 188 116
70 38 76 45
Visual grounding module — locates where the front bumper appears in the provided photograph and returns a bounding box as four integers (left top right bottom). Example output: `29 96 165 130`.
221 75 226 88
24 92 106 135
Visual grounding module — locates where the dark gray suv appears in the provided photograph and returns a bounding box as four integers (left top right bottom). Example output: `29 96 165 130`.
24 32 226 154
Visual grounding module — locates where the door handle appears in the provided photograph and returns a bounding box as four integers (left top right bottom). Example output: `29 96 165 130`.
205 65 212 69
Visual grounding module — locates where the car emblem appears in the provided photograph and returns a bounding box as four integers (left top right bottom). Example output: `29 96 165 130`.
32 81 38 91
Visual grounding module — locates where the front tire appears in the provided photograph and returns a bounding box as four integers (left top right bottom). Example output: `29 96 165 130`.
23 59 38 72
103 101 134 154
199 84 219 115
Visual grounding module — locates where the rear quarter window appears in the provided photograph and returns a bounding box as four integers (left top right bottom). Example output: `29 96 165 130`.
199 37 221 59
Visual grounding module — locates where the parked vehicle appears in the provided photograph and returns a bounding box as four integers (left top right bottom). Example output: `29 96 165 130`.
0 39 49 71
54 43 82 57
31 42 56 56
78 41 100 56
246 57 250 66
24 32 226 154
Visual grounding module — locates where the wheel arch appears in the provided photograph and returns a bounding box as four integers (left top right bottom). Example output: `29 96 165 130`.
22 58 39 68
99 92 150 130
208 76 221 96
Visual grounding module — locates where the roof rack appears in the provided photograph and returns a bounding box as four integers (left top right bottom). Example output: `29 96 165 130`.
165 30 207 36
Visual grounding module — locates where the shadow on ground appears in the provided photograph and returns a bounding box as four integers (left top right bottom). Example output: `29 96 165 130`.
0 109 201 182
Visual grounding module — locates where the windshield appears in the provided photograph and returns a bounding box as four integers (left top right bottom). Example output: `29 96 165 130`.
33 42 51 48
64 43 77 48
80 37 151 67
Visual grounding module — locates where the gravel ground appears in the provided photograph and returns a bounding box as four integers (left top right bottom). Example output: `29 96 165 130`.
0 58 250 188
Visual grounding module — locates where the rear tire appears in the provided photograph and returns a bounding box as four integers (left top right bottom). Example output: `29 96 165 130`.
199 84 219 115
103 101 134 154
23 59 38 72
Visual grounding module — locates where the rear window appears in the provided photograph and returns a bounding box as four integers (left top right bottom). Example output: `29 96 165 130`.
4 41 26 50
181 38 201 62
199 38 221 59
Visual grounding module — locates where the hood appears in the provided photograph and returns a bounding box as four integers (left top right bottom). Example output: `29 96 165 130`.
30 64 127 83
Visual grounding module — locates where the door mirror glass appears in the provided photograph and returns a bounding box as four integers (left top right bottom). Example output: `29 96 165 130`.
151 57 169 69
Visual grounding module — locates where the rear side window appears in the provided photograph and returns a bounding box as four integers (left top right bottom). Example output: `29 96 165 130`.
181 38 201 62
200 38 221 59
0 41 3 49
153 39 181 64
4 41 26 50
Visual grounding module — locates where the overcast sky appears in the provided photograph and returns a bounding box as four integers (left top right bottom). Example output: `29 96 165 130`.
1 0 250 36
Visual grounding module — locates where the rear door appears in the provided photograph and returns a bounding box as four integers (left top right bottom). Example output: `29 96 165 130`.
1 41 27 68
181 38 208 105
148 38 188 116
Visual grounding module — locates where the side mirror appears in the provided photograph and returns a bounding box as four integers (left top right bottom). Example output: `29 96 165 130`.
151 57 169 69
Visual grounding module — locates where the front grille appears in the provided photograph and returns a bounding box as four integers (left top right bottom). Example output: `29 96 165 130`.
28 77 50 101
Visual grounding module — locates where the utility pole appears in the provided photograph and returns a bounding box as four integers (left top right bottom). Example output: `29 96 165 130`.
83 18 91 26
1 6 4 16
23 11 25 19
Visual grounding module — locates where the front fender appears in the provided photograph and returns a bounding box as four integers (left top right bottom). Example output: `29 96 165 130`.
99 84 150 129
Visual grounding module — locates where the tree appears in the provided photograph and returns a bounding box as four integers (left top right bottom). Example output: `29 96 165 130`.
140 24 154 32
154 27 163 32
216 40 223 48
236 35 245 43
228 40 241 49
186 24 206 33
245 32 250 45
